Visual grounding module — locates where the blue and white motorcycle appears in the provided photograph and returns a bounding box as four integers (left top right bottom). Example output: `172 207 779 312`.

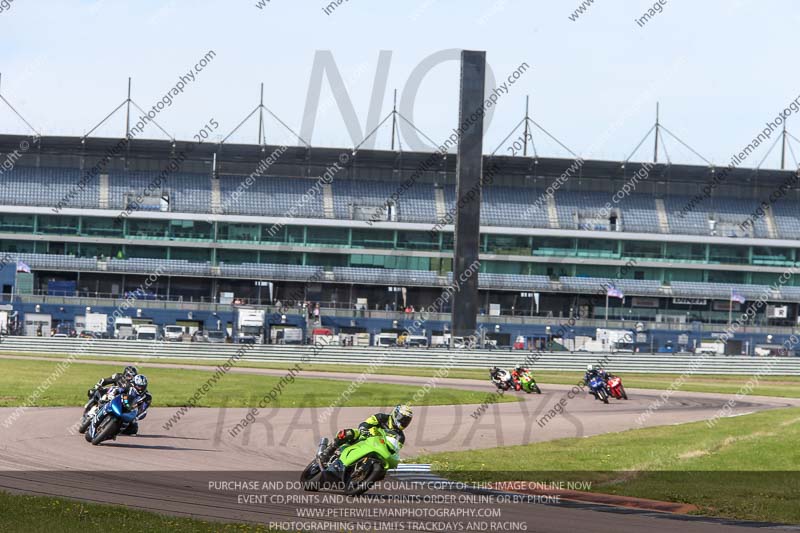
588 376 610 404
84 391 139 445
78 386 118 434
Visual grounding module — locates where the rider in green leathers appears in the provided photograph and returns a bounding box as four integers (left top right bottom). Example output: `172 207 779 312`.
319 404 413 463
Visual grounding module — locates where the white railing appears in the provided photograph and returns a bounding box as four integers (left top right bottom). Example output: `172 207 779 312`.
1 337 799 375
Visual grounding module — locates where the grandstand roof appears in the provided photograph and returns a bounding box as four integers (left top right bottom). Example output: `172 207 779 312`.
0 133 795 188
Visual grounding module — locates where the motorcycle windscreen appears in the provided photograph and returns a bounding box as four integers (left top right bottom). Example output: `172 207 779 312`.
109 397 139 423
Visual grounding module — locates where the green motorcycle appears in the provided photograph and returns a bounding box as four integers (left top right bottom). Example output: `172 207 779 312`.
300 428 402 496
519 371 542 394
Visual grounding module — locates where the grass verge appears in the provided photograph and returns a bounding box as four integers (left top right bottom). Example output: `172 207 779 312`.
0 358 518 409
0 490 278 533
415 407 800 524
2 350 799 398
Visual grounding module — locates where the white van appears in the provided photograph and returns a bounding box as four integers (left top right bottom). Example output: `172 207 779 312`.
405 335 428 348
374 333 398 347
695 345 723 355
164 325 184 342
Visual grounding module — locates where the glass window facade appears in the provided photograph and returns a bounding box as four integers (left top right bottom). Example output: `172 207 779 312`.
485 235 530 255
0 214 34 233
306 226 349 246
1 212 796 285
37 215 78 235
81 217 124 238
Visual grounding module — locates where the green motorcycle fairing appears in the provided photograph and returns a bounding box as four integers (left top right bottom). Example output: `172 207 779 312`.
338 430 400 470
520 372 537 392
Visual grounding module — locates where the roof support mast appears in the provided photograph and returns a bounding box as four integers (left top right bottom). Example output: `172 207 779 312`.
781 119 787 170
523 95 530 157
653 102 660 163
82 78 173 143
258 83 265 147
125 77 131 139
220 84 310 148
390 89 398 151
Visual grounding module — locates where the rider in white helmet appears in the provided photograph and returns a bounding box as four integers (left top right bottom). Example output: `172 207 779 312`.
584 363 611 384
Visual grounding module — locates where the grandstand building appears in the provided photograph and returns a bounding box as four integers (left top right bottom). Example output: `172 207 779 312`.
0 132 798 352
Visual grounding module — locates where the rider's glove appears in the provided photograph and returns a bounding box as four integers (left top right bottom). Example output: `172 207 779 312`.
358 426 371 438
87 387 96 398
368 427 380 436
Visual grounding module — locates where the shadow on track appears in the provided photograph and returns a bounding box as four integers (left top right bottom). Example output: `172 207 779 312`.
134 434 207 441
102 442 217 452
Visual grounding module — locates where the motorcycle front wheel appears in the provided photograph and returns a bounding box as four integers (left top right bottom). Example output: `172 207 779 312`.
344 458 383 496
300 461 322 492
77 415 91 434
91 418 120 445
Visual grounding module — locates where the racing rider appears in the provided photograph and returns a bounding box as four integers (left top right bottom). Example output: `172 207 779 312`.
319 404 413 463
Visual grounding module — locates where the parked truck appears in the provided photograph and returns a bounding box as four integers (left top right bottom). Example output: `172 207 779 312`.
75 313 109 338
114 317 135 339
694 340 725 355
283 327 304 345
236 308 265 344
270 326 304 345
577 328 635 353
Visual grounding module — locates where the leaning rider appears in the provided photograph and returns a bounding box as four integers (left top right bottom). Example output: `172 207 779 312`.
584 364 609 384
119 374 152 436
511 365 530 380
87 365 138 398
320 404 413 463
490 367 512 389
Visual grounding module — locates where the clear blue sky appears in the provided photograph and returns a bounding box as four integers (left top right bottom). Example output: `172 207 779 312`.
1 0 798 168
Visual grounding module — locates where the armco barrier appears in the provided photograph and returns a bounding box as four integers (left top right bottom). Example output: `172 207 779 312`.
1 337 799 375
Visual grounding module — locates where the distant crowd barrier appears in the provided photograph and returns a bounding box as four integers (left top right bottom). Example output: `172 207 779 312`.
2 337 800 375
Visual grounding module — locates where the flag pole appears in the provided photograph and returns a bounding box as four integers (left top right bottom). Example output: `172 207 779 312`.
728 288 733 328
605 290 609 327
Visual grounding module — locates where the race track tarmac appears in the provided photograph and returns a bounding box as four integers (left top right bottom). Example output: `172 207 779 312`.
1 365 798 532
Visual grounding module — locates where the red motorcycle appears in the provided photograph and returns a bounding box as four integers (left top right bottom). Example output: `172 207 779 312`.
510 372 524 391
606 376 628 400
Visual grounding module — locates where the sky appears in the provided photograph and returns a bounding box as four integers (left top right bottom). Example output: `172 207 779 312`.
1 0 799 169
